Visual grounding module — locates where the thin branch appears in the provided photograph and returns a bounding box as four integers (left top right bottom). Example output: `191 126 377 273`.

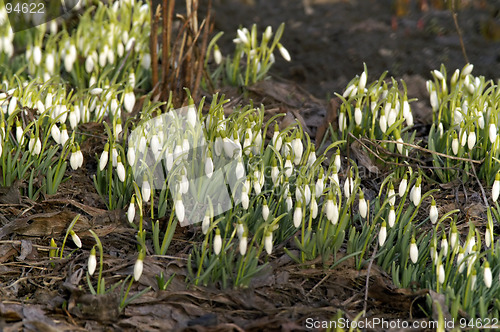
450 1 469 64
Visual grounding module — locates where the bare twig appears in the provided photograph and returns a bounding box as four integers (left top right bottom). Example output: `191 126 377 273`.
450 0 469 63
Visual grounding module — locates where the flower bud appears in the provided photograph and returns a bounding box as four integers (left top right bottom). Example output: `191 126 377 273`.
489 122 497 145
264 231 273 255
334 149 341 172
99 143 109 171
88 247 97 276
262 199 269 221
116 156 126 182
134 251 144 281
388 205 396 228
451 132 459 155
467 130 476 150
411 178 421 206
277 43 291 62
388 183 396 206
440 234 448 256
142 176 151 202
379 222 387 247
358 190 367 219
127 196 135 224
430 198 438 224
293 201 303 228
354 107 362 126
493 172 500 202
484 261 492 288
457 248 465 273
437 262 445 284
410 236 418 264
239 234 247 255
311 196 318 219
213 229 222 255
70 230 82 248
399 175 407 197
175 194 185 223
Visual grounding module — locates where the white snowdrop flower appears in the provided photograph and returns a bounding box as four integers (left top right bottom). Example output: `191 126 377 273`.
304 184 312 206
379 222 387 247
399 176 407 197
141 53 151 70
277 43 291 62
354 107 362 126
470 270 477 290
29 134 42 155
60 125 69 146
241 187 249 210
243 131 252 154
467 131 476 150
358 191 367 219
430 198 438 224
85 55 94 73
286 192 293 212
460 129 467 147
453 108 463 126
430 90 438 111
213 45 222 65
437 262 445 284
8 95 17 115
117 157 126 182
236 28 250 46
326 195 339 225
379 111 387 133
433 69 444 81
409 237 418 264
70 230 82 248
70 147 80 170
239 235 247 255
330 167 339 188
150 134 160 158
387 107 397 128
262 200 270 221
292 135 303 165
235 157 245 180
484 262 492 288
15 121 24 145
253 130 262 155
223 136 239 158
205 155 214 178
388 183 396 206
111 146 118 167
411 179 421 206
492 172 500 202
478 113 485 130
388 206 396 228
457 249 465 273
33 45 42 65
465 237 475 256
334 149 341 172
124 90 136 113
272 124 282 151
202 213 210 235
186 105 197 128
311 196 318 219
88 247 97 276
69 110 78 129
99 143 109 171
344 178 352 199
485 227 492 248
179 174 189 195
127 197 135 224
271 161 279 185
293 202 303 228
358 70 367 92
253 170 264 195
452 133 459 155
264 231 273 255
315 172 324 198
461 63 473 77
450 224 459 251
284 156 293 178
441 235 448 256
489 122 497 145
175 194 185 223
437 122 444 138
134 254 144 281
213 229 222 255
307 148 317 167
214 136 223 157
338 111 346 132
343 84 355 98
142 177 151 202
45 52 55 74
396 137 404 155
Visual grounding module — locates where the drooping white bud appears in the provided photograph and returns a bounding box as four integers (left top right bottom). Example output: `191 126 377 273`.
410 237 418 264
379 222 387 247
213 229 222 255
430 198 438 224
293 202 302 228
88 247 97 276
70 230 82 248
264 231 273 255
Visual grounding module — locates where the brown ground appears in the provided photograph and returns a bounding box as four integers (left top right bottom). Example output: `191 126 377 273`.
0 0 499 331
